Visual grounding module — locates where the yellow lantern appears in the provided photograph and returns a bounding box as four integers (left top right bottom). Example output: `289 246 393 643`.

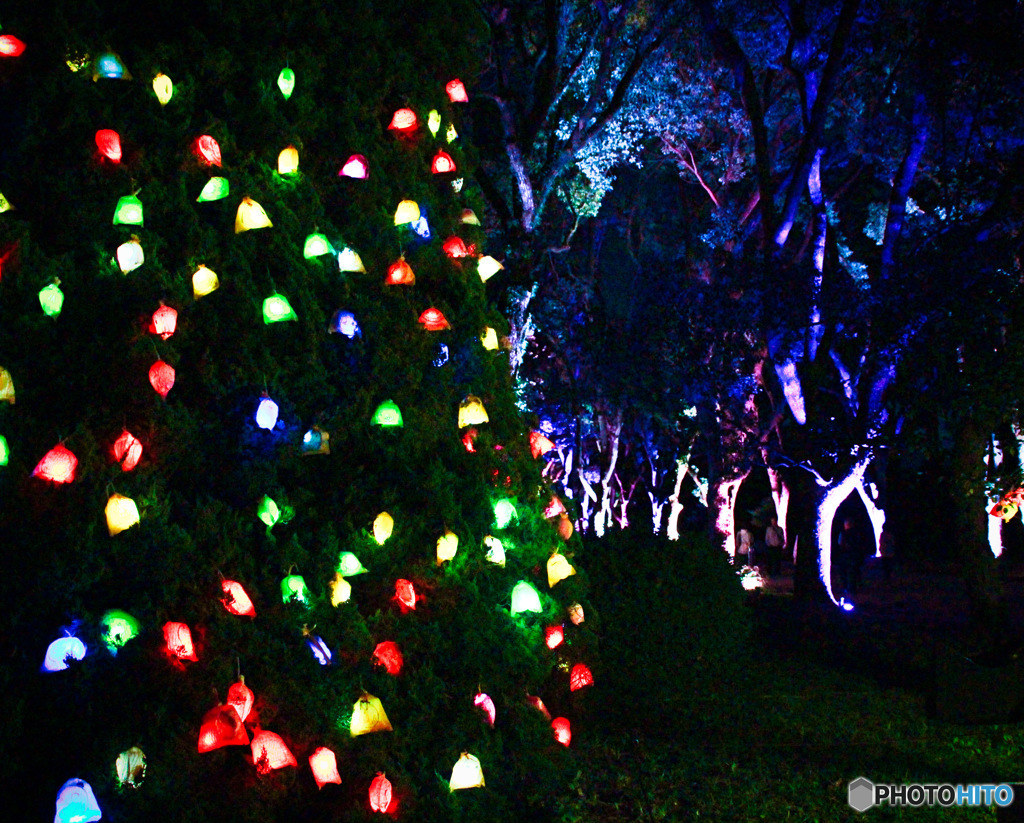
329 572 352 606
350 692 393 736
0 367 13 404
436 529 459 565
393 199 420 226
460 208 480 225
235 197 272 233
337 247 365 273
546 552 576 588
477 256 504 282
106 493 140 536
277 145 299 175
192 265 220 298
458 396 489 428
152 73 173 105
373 512 394 544
480 327 499 351
449 752 485 791
0 191 12 212
115 746 147 788
427 109 441 137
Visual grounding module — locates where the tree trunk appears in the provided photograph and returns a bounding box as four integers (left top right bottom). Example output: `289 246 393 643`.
709 471 749 559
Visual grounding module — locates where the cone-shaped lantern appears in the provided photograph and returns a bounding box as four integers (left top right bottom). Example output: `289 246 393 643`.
385 257 415 285
117 238 144 274
418 308 450 331
96 129 122 163
309 746 342 789
33 444 77 483
350 692 393 736
197 177 229 202
198 705 249 752
263 294 296 324
113 194 143 226
511 580 542 615
251 730 297 773
374 512 394 544
446 78 469 102
113 430 143 471
388 108 417 131
278 145 299 175
340 154 368 179
192 265 219 298
150 304 177 339
228 677 255 723
449 752 485 790
371 400 403 427
163 621 198 661
106 493 140 536
235 197 272 232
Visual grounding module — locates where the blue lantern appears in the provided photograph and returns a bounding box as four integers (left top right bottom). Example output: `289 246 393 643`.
433 342 449 367
42 635 86 672
54 778 102 823
256 397 279 430
329 310 360 339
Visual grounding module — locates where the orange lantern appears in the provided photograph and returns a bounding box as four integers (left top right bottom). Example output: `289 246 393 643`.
446 78 468 102
552 717 571 746
372 641 403 675
557 512 575 540
545 625 564 649
394 578 417 612
149 360 175 398
369 772 393 812
221 579 256 617
388 108 417 131
340 154 368 179
163 621 198 661
95 129 122 163
569 663 593 691
32 444 78 483
251 730 297 773
530 432 555 459
112 430 143 471
309 747 342 789
198 705 249 752
431 150 456 174
149 305 178 339
194 135 222 166
227 677 255 723
418 308 450 330
385 257 415 286
443 236 469 258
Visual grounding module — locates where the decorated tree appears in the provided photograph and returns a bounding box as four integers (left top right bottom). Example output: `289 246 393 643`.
0 3 593 821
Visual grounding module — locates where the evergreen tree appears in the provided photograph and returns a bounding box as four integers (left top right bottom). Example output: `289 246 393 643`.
0 3 592 820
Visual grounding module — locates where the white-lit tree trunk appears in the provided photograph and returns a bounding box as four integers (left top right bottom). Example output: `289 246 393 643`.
595 410 622 538
764 458 790 548
811 451 873 604
854 477 886 556
711 471 749 559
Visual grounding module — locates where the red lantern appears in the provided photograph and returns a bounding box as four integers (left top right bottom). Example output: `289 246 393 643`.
544 494 567 518
418 308 450 331
385 258 415 286
446 78 468 102
163 621 198 661
372 641 403 675
394 579 417 612
194 135 222 166
0 35 26 57
530 431 555 459
250 730 297 773
32 444 78 483
340 154 368 179
149 305 177 339
227 678 255 723
461 428 477 453
112 430 143 471
569 663 593 691
309 746 342 789
545 625 564 649
388 108 417 131
526 694 551 720
442 236 469 258
198 705 249 752
95 129 122 163
474 692 495 727
149 360 175 398
369 772 393 813
221 579 256 617
431 150 456 174
552 717 571 746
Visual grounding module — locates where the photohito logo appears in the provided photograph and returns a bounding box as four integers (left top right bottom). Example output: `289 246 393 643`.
848 777 1014 812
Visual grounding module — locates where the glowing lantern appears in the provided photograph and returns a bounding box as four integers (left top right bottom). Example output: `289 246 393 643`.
0 35 26 57
461 208 480 225
483 535 505 566
428 109 441 137
113 194 143 226
115 238 144 274
510 581 542 615
385 257 415 285
493 499 517 529
388 108 417 131
373 641 403 675
568 602 585 624
433 342 450 366
552 717 571 746
302 427 330 454
54 778 101 823
149 360 175 398
235 197 272 232
197 176 229 202
447 123 459 142
449 752 485 791
0 435 8 467
557 512 574 540
432 150 456 174
198 704 249 752
545 625 564 649
462 428 477 452
256 397 279 430
547 552 576 588
394 199 420 226
446 78 469 102
373 512 394 544
369 773 393 812
0 367 13 403
419 308 450 331
452 177 464 192
153 72 173 105
195 135 222 166
350 692 393 736
228 678 254 723
100 610 139 654
306 631 333 665
277 67 296 98
263 293 296 324
280 574 309 604
115 746 146 788
569 663 594 691
443 236 469 258
38 282 64 317
436 529 459 564
411 214 431 239
42 635 87 672
481 327 499 350
95 129 122 163
251 730 297 773
330 310 360 338
0 191 12 212
474 692 495 726
33 444 77 483
257 495 280 528
278 145 299 175
340 154 368 179
338 551 367 577
338 246 366 272
106 493 140 536
527 694 551 720
221 579 256 617
192 264 219 297
458 396 489 428
372 400 403 427
303 232 333 258
94 52 128 80
478 255 504 282
309 747 342 789
150 304 177 339
329 573 352 606
163 621 198 661
394 578 416 611
531 432 556 459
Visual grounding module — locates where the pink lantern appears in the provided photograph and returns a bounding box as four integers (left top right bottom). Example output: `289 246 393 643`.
388 108 417 131
442 236 469 258
394 579 417 612
112 430 143 471
251 730 297 773
372 641 403 675
149 305 177 339
446 78 468 102
194 135 222 166
227 678 255 723
474 692 495 727
220 579 256 617
552 717 571 746
309 746 342 789
431 150 456 174
95 129 122 163
198 705 249 752
545 625 564 649
163 621 198 661
340 154 368 179
149 360 175 398
569 663 593 692
32 444 78 483
369 772 393 813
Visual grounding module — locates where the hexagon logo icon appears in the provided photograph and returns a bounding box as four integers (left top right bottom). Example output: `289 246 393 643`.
849 777 875 812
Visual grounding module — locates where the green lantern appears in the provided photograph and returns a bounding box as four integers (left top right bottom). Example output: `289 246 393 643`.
371 400 403 427
263 293 297 324
493 499 517 529
38 282 64 318
257 495 280 528
303 233 334 259
510 580 542 615
277 67 295 99
0 434 8 467
113 194 143 226
337 551 367 577
100 609 140 655
281 574 309 604
197 177 230 202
